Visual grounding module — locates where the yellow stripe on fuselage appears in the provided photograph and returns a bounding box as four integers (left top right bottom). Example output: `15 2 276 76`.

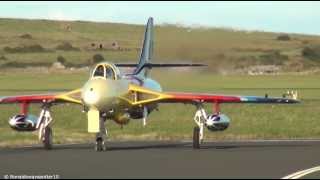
118 84 173 106
56 81 172 109
55 88 83 104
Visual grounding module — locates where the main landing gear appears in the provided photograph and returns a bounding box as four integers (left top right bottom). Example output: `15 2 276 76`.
193 126 200 149
95 113 107 152
36 105 54 150
192 104 207 149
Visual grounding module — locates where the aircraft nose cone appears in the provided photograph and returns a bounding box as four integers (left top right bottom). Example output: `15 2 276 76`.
82 86 99 105
81 78 129 111
81 78 111 108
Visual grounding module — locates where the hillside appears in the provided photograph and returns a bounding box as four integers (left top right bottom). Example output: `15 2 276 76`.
0 18 320 74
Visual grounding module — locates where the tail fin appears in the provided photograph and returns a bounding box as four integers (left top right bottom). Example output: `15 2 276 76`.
134 17 154 77
129 17 206 76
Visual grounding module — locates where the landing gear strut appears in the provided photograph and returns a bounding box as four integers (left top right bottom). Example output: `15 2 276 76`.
193 104 207 149
36 104 53 150
95 113 107 152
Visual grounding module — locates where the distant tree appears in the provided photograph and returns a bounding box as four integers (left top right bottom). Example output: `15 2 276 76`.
57 55 66 65
302 45 320 60
92 54 105 64
0 55 7 61
277 34 291 41
259 50 288 65
56 42 80 51
19 34 33 39
3 44 46 53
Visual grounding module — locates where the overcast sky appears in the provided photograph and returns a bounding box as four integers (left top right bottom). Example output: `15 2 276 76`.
1 1 320 35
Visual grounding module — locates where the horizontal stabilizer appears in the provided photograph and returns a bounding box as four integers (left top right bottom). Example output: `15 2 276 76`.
116 62 205 69
116 63 206 74
116 63 206 67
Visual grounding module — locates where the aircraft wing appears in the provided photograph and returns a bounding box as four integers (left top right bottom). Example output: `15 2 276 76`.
0 89 82 105
122 84 299 106
161 92 299 104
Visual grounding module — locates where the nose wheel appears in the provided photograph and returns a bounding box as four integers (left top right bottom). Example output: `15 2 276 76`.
95 137 106 152
95 114 107 152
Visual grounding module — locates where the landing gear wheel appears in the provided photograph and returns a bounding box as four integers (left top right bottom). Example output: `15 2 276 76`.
43 127 53 150
95 137 105 152
193 126 200 149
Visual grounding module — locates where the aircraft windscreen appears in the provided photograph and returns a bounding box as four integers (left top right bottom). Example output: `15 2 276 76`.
105 66 115 80
93 65 105 77
93 65 116 79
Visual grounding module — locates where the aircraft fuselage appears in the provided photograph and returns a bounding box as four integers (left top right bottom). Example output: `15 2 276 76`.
81 66 162 124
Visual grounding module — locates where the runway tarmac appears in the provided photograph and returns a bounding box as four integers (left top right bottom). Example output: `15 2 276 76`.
1 140 320 179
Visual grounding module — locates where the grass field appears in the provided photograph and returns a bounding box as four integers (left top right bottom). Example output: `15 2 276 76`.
0 70 319 147
1 18 320 72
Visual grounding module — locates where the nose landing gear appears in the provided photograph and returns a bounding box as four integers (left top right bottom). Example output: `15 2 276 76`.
95 137 106 152
95 113 108 152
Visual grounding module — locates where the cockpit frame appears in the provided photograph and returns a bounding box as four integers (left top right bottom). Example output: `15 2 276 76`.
91 62 120 80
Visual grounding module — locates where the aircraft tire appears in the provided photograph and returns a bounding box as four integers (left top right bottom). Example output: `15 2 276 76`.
95 137 105 152
193 126 200 149
43 127 53 150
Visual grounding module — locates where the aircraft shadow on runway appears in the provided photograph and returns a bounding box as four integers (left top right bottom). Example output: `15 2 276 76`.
1 141 318 153
60 141 319 151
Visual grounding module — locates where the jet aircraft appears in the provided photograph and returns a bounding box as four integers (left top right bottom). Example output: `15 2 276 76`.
3 17 299 151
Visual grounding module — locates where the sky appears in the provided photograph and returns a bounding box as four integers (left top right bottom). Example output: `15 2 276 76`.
1 1 320 35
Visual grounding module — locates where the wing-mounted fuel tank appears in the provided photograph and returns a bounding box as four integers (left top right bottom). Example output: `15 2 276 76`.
205 114 230 131
9 114 39 131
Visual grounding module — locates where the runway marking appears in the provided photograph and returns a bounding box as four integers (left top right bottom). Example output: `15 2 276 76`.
282 166 320 179
182 139 320 143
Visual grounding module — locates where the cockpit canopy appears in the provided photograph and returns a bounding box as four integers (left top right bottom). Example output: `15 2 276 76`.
91 62 120 80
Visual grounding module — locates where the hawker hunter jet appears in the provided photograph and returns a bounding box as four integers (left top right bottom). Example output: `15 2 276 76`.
3 18 299 151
